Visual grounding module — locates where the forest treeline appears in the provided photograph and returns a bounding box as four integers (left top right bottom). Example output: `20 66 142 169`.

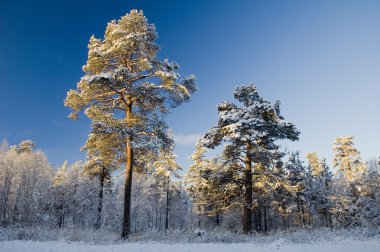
0 135 379 235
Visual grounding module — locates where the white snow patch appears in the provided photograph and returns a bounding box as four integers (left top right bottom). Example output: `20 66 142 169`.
1 239 380 252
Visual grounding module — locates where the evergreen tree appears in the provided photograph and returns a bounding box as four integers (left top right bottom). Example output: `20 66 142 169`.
202 83 299 233
64 10 196 237
331 136 368 227
284 152 310 227
184 141 213 227
152 149 181 231
81 131 118 229
52 161 70 228
333 136 367 181
306 152 332 227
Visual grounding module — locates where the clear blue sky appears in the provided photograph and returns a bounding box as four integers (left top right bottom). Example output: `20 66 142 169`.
1 0 379 168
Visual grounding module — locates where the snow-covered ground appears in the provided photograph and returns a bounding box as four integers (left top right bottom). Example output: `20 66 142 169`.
1 239 380 252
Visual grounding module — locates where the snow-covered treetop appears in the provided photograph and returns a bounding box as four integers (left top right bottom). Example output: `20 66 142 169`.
203 83 299 150
284 152 308 194
18 140 36 153
307 152 324 177
65 10 196 121
8 140 36 154
81 132 121 176
333 136 367 181
233 84 261 107
64 10 196 137
64 10 197 167
152 149 181 179
184 141 217 197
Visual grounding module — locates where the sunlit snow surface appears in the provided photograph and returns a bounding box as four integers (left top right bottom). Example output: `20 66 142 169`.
1 239 379 252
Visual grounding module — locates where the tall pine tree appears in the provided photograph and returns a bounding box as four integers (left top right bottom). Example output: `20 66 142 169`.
64 10 197 237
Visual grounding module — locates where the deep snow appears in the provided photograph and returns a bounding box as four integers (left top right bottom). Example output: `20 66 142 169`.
1 238 379 252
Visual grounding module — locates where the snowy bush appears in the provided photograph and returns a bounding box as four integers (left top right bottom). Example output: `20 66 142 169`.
193 228 206 238
0 226 119 243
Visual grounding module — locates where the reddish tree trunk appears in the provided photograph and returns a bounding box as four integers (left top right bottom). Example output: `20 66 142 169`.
122 103 133 238
243 141 252 233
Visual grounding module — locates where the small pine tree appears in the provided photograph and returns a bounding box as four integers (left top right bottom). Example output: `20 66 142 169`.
202 84 299 233
306 152 332 227
331 136 369 227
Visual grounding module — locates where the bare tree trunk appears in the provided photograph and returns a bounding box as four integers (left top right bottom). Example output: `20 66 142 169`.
58 204 64 229
198 204 201 227
296 197 303 227
72 178 78 226
301 200 306 226
282 215 287 230
82 204 85 227
216 211 220 226
95 167 105 229
328 210 333 228
165 178 170 231
122 103 133 238
254 206 261 232
243 141 252 234
155 195 159 229
2 169 11 226
263 205 268 232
